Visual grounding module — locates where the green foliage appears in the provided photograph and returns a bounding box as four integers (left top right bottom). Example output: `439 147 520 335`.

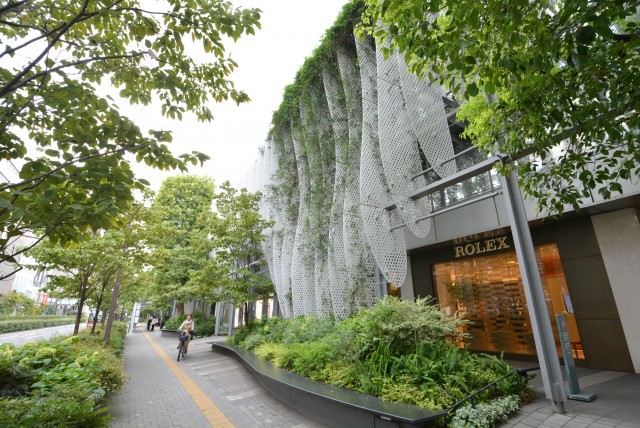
359 0 640 215
451 395 520 428
0 293 40 316
27 225 144 336
192 181 274 320
163 315 186 331
146 175 216 305
344 297 466 357
270 0 364 132
0 323 126 427
0 386 111 428
227 298 531 413
0 0 261 272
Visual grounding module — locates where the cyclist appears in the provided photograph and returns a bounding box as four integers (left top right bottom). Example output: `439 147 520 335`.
177 314 195 355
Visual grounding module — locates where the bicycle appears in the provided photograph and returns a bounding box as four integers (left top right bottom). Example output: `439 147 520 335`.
177 331 189 361
177 339 185 361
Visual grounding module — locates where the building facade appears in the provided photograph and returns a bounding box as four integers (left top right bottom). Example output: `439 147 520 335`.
243 15 640 374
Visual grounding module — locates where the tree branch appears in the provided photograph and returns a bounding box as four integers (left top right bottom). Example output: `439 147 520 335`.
0 266 23 281
2 51 146 97
0 142 146 192
0 0 91 98
0 0 27 17
0 73 46 136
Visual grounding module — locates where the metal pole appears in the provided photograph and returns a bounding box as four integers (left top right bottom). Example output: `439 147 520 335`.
501 170 567 413
227 303 235 336
215 302 221 336
271 293 279 317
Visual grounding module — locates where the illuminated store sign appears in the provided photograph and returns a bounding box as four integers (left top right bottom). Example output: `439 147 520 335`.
454 237 510 258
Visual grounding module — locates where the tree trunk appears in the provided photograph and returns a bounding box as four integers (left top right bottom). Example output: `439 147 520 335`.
73 287 87 336
91 296 104 335
103 266 122 345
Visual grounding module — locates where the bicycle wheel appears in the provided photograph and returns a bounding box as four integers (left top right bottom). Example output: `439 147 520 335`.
177 341 184 361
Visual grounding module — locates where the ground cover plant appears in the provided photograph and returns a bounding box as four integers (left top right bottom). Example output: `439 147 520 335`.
227 297 532 426
0 322 127 427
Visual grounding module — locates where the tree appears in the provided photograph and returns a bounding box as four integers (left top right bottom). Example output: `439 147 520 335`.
28 222 144 335
360 0 639 214
0 0 261 274
0 291 38 316
193 181 273 326
146 175 215 311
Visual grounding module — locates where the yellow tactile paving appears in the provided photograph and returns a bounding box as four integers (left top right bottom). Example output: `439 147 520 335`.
144 332 235 428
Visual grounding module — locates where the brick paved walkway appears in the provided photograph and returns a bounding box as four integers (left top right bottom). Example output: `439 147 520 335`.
109 325 640 428
108 326 326 428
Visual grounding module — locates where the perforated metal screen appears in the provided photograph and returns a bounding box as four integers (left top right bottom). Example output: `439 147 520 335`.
248 28 463 318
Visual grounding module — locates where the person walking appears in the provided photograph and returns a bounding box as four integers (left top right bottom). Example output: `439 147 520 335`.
146 315 153 331
150 315 157 331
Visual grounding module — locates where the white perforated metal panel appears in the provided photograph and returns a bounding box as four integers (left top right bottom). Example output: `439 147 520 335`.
298 97 319 316
397 55 456 179
337 43 379 312
356 35 407 287
376 42 432 239
281 129 298 318
261 142 276 286
323 61 352 319
290 118 312 317
310 84 335 317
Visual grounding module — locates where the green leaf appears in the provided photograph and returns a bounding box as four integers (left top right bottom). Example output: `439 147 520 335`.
466 82 479 97
576 25 596 45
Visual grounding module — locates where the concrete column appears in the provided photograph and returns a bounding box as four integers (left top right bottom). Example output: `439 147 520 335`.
400 258 415 300
592 207 640 373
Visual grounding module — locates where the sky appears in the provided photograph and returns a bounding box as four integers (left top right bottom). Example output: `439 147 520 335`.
125 0 350 191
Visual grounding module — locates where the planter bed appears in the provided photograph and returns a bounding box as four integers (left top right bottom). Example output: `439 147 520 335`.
211 342 446 428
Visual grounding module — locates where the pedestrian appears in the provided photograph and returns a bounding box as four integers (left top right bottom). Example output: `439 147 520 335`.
146 314 153 331
150 315 157 331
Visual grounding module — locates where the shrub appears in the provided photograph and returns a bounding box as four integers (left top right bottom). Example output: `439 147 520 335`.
163 315 185 330
227 298 530 420
0 317 78 334
347 297 466 357
451 395 520 428
194 320 216 337
253 342 287 362
290 341 334 380
0 385 111 428
0 322 127 427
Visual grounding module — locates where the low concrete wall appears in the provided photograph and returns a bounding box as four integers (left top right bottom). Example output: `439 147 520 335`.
211 342 445 428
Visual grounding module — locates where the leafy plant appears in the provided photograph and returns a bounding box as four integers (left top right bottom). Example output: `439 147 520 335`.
451 395 520 428
0 323 126 427
226 298 531 414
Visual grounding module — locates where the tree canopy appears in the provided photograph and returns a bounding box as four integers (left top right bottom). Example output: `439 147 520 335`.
360 0 639 214
27 202 147 334
0 0 261 272
190 181 274 324
145 175 215 308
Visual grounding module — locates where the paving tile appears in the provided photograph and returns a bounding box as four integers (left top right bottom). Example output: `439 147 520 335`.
110 324 640 428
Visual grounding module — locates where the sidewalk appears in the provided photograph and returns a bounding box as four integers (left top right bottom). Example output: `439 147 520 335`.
108 326 326 428
501 366 640 428
109 326 640 427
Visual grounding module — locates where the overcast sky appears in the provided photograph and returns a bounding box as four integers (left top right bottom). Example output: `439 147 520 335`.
125 0 349 191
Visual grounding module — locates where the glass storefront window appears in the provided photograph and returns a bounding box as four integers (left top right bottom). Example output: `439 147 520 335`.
433 243 584 359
